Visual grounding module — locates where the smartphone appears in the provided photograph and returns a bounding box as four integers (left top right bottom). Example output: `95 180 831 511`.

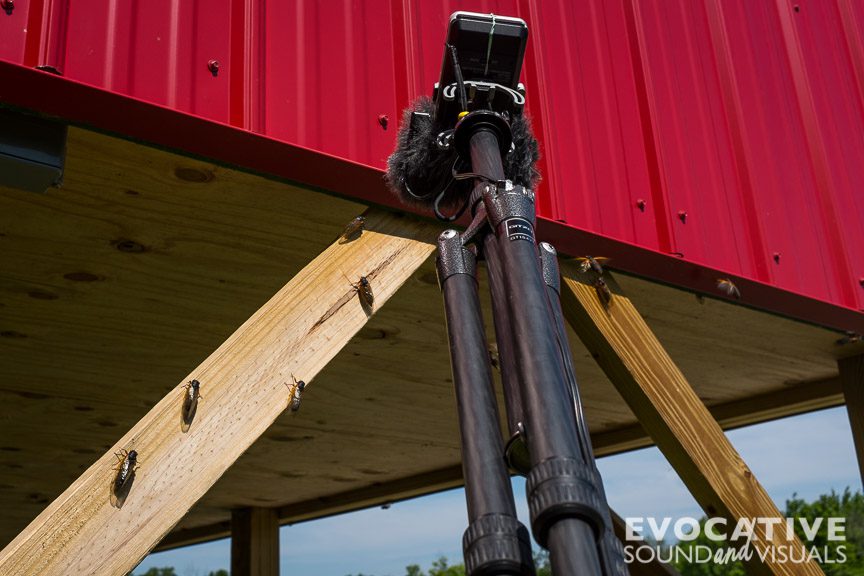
433 12 529 123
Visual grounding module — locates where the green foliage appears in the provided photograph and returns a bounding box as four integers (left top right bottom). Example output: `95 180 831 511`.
425 557 466 576
134 569 177 576
396 557 464 576
670 489 864 576
671 535 747 576
534 548 551 576
131 567 229 576
395 549 550 576
785 489 864 576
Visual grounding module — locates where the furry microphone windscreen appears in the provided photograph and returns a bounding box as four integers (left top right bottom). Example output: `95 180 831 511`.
385 96 542 215
385 97 462 210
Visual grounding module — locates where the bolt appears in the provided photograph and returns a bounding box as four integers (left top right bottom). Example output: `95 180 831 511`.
35 64 62 75
677 210 687 223
207 59 220 76
773 252 781 264
0 0 13 11
636 198 646 212
539 242 556 256
440 230 457 240
377 114 389 130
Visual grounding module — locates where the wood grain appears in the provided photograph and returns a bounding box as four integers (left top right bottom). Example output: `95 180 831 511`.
0 125 856 551
592 375 843 456
231 508 279 576
0 209 437 576
838 355 864 486
559 264 824 576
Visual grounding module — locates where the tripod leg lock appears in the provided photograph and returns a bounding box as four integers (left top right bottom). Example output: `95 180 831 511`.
482 184 536 234
526 457 608 546
462 513 536 576
436 229 477 288
527 459 629 575
538 242 560 294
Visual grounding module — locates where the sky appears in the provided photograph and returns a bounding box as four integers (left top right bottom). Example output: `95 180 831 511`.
133 406 862 576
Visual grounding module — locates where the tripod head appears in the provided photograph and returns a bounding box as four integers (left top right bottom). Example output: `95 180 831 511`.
386 12 540 220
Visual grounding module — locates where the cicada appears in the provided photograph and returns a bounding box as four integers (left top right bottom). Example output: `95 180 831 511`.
836 331 862 346
351 276 374 309
488 342 500 370
112 448 139 493
288 374 306 412
716 278 741 299
339 216 366 244
594 277 613 308
576 256 610 275
181 379 203 428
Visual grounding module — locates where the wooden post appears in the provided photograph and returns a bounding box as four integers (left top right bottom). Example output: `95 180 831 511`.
558 264 823 576
232 508 279 576
0 209 438 576
838 355 864 486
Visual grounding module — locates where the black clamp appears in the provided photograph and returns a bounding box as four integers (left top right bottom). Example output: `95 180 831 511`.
526 458 628 575
462 513 535 576
436 230 477 288
453 109 513 160
538 243 561 294
526 457 608 547
436 80 525 136
482 181 535 230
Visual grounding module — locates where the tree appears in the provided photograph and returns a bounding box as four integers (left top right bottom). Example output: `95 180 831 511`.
131 567 229 576
396 549 550 576
784 489 864 576
671 489 864 576
534 548 552 576
425 556 465 576
134 569 177 576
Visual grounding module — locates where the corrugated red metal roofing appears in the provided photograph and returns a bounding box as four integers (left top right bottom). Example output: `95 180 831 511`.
1 0 862 312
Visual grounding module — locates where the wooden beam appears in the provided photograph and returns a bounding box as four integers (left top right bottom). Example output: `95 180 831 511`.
150 367 844 552
152 377 844 552
275 464 465 524
156 464 465 552
838 355 864 486
592 376 844 456
0 209 438 576
232 508 279 576
559 264 823 576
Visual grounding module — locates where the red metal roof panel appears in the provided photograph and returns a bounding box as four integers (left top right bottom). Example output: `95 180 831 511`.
0 0 861 313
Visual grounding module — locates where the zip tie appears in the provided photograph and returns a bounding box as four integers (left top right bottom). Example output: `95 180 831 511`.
484 14 497 78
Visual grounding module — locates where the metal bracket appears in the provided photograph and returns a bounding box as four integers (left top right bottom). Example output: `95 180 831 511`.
0 109 67 193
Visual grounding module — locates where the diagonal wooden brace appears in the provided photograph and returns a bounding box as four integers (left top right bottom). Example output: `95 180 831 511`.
0 209 438 576
838 354 864 486
558 263 823 576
